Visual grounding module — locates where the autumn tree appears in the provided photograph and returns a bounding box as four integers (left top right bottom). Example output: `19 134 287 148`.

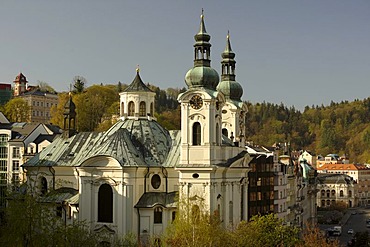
299 224 340 247
3 98 30 122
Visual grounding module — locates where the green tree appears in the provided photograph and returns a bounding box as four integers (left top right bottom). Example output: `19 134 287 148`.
3 98 30 122
232 214 300 247
0 192 100 246
73 76 87 94
37 80 56 93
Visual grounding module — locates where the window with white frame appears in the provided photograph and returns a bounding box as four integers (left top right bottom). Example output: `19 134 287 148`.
12 160 19 172
0 147 7 158
12 147 20 158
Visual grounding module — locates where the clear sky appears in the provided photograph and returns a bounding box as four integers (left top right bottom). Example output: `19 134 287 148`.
1 0 369 110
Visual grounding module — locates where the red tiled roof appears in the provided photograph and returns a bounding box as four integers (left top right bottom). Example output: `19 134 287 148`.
317 163 368 171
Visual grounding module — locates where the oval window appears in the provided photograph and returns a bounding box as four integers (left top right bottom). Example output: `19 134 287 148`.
151 174 161 189
192 173 199 179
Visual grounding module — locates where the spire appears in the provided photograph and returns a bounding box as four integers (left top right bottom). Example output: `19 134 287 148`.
63 92 76 138
217 31 243 101
184 10 219 90
221 32 236 81
193 9 211 67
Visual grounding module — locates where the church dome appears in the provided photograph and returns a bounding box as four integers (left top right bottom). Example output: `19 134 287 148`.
217 80 243 101
185 66 219 90
103 119 172 166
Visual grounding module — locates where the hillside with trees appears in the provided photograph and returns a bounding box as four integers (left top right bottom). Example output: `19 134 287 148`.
48 81 370 163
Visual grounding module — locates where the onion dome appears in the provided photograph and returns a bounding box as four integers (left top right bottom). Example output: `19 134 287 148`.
185 10 219 90
216 32 243 101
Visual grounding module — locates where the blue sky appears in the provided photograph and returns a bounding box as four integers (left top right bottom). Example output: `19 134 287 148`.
1 0 369 110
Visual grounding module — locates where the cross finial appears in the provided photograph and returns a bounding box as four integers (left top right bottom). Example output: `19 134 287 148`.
201 8 204 18
227 30 230 39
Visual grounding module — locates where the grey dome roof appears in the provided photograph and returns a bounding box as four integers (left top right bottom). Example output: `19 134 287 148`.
185 66 219 90
216 80 243 101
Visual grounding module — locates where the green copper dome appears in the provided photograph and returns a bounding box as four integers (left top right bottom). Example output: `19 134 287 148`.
185 67 219 90
185 11 219 90
216 80 243 101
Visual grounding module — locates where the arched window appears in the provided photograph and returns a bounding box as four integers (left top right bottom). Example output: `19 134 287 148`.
216 123 220 145
154 207 163 224
326 190 330 197
150 103 154 116
331 190 335 197
40 177 47 195
321 200 325 207
340 190 344 197
139 101 146 117
349 190 352 197
222 128 228 138
321 190 325 197
192 122 201 146
326 200 330 206
120 102 124 116
128 101 135 116
98 184 113 223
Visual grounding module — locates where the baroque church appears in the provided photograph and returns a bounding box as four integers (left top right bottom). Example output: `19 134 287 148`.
24 13 253 239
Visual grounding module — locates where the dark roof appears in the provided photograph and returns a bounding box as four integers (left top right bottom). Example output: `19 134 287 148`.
317 173 354 185
38 187 78 203
123 72 153 92
33 134 57 144
135 192 177 208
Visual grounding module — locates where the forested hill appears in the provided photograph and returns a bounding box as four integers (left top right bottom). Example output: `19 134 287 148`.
43 81 370 163
245 99 370 163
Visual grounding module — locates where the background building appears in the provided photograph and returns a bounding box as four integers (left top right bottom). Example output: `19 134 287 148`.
0 83 12 105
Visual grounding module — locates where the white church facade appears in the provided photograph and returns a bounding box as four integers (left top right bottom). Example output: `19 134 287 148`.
24 13 268 240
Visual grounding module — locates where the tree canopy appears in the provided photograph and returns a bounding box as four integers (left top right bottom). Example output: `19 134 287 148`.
2 98 30 122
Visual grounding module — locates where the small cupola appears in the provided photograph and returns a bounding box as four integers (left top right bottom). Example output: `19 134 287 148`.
216 32 243 101
119 67 156 120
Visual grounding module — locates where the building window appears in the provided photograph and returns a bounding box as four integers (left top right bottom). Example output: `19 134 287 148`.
172 211 176 222
98 184 113 223
37 102 39 106
340 190 344 197
150 103 154 116
151 174 161 189
154 207 163 224
215 123 220 145
128 101 135 116
41 102 43 107
121 102 124 116
12 161 19 171
192 122 201 146
0 134 8 146
56 205 63 217
12 147 20 158
349 190 352 197
326 190 330 197
40 177 48 195
222 128 228 138
321 190 325 197
0 147 7 158
139 101 146 116
0 160 7 172
331 190 335 197
46 103 49 107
